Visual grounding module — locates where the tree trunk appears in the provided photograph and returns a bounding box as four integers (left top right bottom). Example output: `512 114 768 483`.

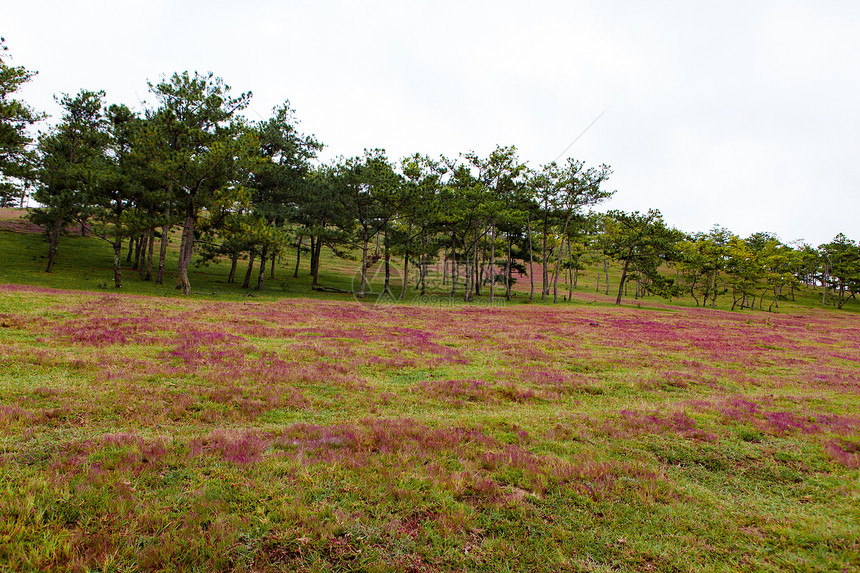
359 228 369 298
293 236 302 279
552 215 572 303
270 248 277 280
419 232 427 296
822 266 828 307
242 251 255 289
256 245 268 291
132 235 142 271
616 255 631 305
45 217 63 273
138 229 150 280
527 214 535 301
228 251 238 284
473 247 480 297
489 224 496 303
383 233 391 296
552 233 566 303
144 230 154 281
309 236 323 286
176 213 196 295
541 211 549 300
112 241 122 288
310 235 318 285
126 236 135 263
463 246 472 302
505 234 512 300
568 246 574 302
450 246 457 297
156 219 170 286
400 252 410 301
604 257 609 295
313 239 323 285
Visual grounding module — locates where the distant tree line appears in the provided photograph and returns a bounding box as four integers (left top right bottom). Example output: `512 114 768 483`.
1 43 857 309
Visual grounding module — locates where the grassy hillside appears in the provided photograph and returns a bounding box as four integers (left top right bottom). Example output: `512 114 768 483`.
0 208 852 315
0 209 858 571
1 289 859 571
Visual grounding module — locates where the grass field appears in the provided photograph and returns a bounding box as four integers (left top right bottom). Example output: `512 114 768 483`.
1 285 858 571
1 209 858 571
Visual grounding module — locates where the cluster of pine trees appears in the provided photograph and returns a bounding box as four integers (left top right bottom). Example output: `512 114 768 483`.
1 42 858 309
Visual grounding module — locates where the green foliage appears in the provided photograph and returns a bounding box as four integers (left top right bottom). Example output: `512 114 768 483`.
601 209 684 304
145 71 254 293
820 233 860 309
0 62 855 311
0 38 42 207
29 90 109 272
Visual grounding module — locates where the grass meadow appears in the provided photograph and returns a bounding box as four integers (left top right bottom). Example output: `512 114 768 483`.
1 285 858 571
0 208 858 571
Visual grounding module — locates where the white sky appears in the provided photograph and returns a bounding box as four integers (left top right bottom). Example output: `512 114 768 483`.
5 0 859 246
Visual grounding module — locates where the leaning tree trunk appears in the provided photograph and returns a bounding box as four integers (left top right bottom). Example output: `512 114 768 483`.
243 251 255 289
45 217 63 273
616 255 632 305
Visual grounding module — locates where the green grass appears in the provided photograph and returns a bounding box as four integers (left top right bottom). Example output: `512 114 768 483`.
0 209 858 571
3 208 856 317
0 287 857 571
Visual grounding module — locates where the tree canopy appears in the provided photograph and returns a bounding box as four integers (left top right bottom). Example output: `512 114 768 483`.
1 58 855 312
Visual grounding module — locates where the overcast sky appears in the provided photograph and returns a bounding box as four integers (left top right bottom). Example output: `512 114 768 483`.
5 1 858 245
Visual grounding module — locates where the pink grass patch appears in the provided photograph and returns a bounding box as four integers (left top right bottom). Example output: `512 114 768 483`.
606 410 717 441
714 396 860 437
823 439 860 468
417 379 539 405
190 429 271 464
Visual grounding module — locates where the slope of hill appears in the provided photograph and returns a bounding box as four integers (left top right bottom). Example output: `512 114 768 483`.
0 284 857 571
